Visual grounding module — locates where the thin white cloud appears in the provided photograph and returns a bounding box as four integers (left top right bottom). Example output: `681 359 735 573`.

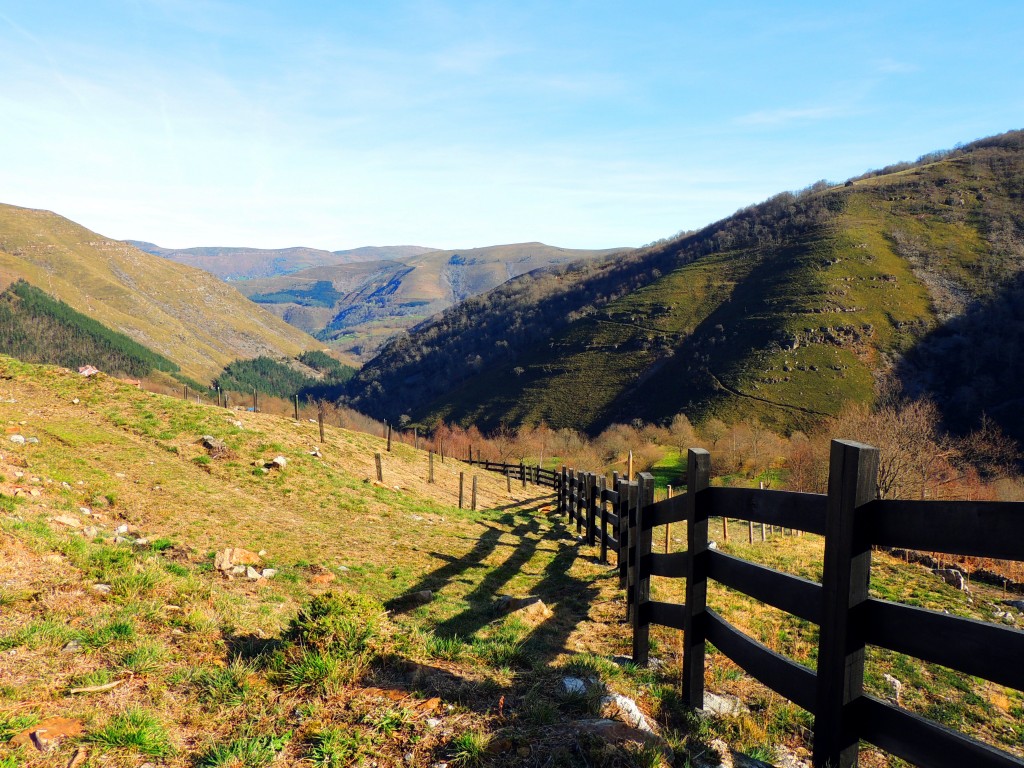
873 57 920 74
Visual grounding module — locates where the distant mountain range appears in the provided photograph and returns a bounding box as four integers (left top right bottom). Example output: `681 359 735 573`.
0 205 318 381
230 242 629 360
127 241 438 281
343 130 1024 445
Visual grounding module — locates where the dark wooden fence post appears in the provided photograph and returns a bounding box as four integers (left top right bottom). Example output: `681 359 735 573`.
576 472 585 535
294 395 299 421
318 407 325 443
387 424 392 452
599 475 609 564
428 451 435 483
812 440 879 768
632 472 655 665
183 385 188 401
374 452 383 482
521 461 527 488
253 388 257 412
682 448 711 707
471 476 478 511
506 469 511 493
625 478 639 621
587 473 598 546
459 472 465 509
567 469 575 521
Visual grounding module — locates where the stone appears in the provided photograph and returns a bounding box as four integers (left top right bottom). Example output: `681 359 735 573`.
496 595 553 626
53 515 83 529
573 719 671 760
702 691 748 717
26 437 38 444
310 572 336 585
932 568 967 590
883 673 902 703
62 641 82 653
231 565 247 575
261 568 277 579
426 717 442 729
134 538 149 547
271 456 288 469
112 536 130 544
562 677 588 695
600 693 654 731
215 547 262 571
10 717 85 751
246 566 262 580
92 584 112 594
200 435 226 452
9 434 25 444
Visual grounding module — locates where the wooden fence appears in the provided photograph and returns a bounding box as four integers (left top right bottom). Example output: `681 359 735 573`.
466 455 561 490
553 440 1024 768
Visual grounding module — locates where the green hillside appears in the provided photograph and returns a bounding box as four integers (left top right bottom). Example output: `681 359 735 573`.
0 204 319 381
345 131 1024 438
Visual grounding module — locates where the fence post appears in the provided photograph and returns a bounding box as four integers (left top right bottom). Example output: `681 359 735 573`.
471 476 478 511
521 461 527 488
459 472 465 509
587 473 598 547
632 472 655 665
318 407 325 443
183 385 188 401
506 469 511 493
428 451 435 484
599 475 609 564
387 424 392 452
576 472 585 535
374 452 383 483
294 395 299 421
682 448 711 708
812 440 879 768
625 479 639 621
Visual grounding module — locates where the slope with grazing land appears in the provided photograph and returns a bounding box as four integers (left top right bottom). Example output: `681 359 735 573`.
345 131 1024 439
237 242 630 360
1 357 1019 767
128 242 438 281
0 203 319 383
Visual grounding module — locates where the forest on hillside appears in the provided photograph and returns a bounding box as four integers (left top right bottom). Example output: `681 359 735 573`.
0 279 180 378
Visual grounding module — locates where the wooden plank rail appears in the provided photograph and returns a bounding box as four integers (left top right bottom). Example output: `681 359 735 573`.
609 439 1024 768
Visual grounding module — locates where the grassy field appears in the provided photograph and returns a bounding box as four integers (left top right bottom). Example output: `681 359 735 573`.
0 357 1020 767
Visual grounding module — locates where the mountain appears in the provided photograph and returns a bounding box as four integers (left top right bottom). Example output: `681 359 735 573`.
235 242 629 359
0 204 319 381
129 241 438 280
344 130 1024 442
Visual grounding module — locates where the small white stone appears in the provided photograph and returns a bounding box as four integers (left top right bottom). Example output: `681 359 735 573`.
93 584 112 594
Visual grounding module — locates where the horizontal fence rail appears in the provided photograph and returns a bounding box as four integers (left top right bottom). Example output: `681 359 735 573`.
554 441 1024 768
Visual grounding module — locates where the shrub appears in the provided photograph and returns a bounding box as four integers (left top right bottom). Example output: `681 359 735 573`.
284 592 385 657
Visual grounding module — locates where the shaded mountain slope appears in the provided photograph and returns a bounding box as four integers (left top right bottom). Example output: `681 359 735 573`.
0 204 318 381
346 130 1024 435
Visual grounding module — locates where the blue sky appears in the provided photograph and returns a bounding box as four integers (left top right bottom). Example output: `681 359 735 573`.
1 1 1021 250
